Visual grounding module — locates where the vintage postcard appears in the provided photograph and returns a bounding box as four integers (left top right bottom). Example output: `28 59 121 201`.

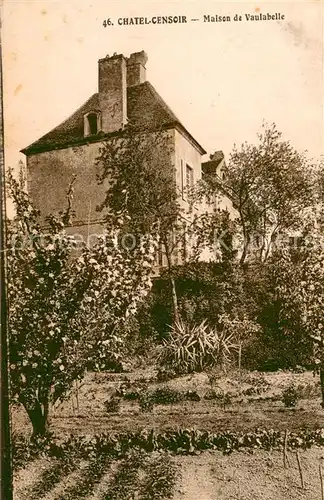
1 0 323 498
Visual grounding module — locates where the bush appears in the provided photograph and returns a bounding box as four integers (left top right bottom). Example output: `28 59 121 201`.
204 389 221 400
12 431 58 471
183 390 201 402
125 386 202 407
104 397 121 413
117 379 148 401
151 387 183 405
281 385 299 408
139 393 154 412
159 319 237 375
86 353 124 372
133 261 251 344
156 367 178 382
295 382 321 399
242 386 262 396
242 262 314 371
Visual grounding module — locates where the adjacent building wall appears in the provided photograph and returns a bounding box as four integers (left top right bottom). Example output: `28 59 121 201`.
26 129 176 244
27 142 106 234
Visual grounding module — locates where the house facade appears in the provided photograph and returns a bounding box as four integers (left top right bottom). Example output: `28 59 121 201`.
22 51 235 263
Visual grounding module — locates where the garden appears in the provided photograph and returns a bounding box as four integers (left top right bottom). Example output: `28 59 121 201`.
7 124 324 498
12 368 324 499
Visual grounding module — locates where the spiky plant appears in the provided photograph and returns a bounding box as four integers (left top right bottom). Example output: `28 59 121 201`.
159 319 237 374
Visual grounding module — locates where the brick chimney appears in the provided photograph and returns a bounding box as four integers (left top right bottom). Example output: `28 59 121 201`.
127 51 148 87
98 53 127 133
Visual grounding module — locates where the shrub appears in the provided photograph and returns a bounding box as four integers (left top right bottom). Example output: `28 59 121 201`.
139 261 249 341
117 378 148 401
290 382 321 400
151 387 183 405
104 397 121 413
242 262 314 371
183 390 201 402
242 386 263 396
12 431 58 471
281 385 299 408
293 365 307 374
204 389 221 400
156 367 178 382
159 319 237 374
122 390 140 401
223 392 232 409
86 353 124 372
139 393 154 412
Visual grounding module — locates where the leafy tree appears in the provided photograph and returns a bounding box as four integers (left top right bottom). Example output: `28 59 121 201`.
217 312 260 372
202 123 315 265
240 260 313 370
96 124 227 322
315 157 324 229
6 170 154 435
274 229 324 405
136 258 255 346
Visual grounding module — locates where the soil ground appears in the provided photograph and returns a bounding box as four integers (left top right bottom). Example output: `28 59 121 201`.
14 448 324 499
12 369 324 436
12 369 324 499
173 448 324 500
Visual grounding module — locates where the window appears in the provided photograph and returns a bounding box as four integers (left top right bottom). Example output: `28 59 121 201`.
84 112 101 136
87 113 98 135
186 164 193 188
180 159 184 199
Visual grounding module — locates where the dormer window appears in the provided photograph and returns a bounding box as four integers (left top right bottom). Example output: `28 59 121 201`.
84 111 101 137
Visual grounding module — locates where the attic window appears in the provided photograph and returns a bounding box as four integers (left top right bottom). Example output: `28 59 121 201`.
84 112 101 136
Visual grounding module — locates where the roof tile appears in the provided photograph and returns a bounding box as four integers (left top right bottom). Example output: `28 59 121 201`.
22 82 205 155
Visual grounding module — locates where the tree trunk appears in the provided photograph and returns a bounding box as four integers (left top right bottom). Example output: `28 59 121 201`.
239 210 249 266
170 276 180 324
239 242 248 266
25 400 49 437
163 240 180 324
320 366 324 408
238 342 242 393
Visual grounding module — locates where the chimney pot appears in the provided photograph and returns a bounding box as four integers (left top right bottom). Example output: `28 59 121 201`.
98 53 127 133
127 50 148 87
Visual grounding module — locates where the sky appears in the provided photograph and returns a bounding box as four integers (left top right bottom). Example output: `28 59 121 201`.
1 0 323 175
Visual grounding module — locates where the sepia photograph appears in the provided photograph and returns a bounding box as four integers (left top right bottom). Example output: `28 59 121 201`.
1 0 323 498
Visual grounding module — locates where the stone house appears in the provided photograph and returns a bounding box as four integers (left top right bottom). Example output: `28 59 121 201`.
22 50 235 264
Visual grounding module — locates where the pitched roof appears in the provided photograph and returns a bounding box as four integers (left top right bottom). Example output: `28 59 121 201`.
21 81 206 155
202 150 225 176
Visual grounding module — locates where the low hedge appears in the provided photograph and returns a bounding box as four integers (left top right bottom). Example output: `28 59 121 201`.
13 427 324 471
